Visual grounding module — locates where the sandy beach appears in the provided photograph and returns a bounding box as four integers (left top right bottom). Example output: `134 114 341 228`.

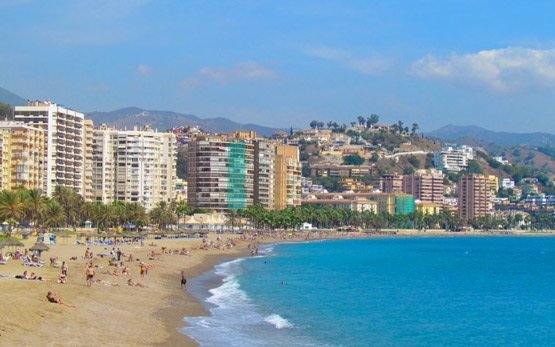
1 229 553 347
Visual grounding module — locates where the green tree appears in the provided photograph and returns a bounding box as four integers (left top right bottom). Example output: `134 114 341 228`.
343 154 364 165
52 186 83 227
43 200 65 229
465 160 482 174
22 189 48 227
149 201 176 231
0 190 25 236
366 114 380 128
0 103 12 120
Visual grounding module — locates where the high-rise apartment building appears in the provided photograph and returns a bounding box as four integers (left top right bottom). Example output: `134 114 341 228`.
254 140 275 209
82 119 94 201
402 170 444 203
186 134 300 212
274 145 301 210
382 174 403 193
458 174 490 220
187 135 255 211
92 125 176 210
0 121 46 191
92 125 118 204
14 101 84 196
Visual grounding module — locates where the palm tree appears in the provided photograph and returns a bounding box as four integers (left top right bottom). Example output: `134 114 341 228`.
52 186 83 227
149 201 176 231
0 190 26 236
411 123 419 135
23 189 48 228
366 114 380 128
43 200 65 230
357 116 365 126
174 201 192 226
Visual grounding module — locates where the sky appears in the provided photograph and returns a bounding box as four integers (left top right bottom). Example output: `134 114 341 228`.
2 0 555 132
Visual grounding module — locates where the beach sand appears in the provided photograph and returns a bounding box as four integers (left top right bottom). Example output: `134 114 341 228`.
0 229 552 346
0 233 250 347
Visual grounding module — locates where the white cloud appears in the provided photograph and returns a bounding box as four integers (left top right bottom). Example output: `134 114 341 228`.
137 64 152 76
411 47 555 91
180 61 277 91
304 46 388 75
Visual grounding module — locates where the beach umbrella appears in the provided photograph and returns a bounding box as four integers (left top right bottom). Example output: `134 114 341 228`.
29 242 50 256
0 238 24 251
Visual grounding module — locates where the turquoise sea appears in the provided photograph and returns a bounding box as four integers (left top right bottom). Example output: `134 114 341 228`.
183 237 555 346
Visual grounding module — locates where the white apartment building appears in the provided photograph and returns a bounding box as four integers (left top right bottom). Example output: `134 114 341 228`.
434 145 474 172
92 125 118 204
14 101 85 196
93 125 176 210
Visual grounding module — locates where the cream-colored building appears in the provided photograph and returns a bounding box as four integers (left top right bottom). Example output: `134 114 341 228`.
92 125 118 204
82 119 94 201
0 121 46 191
274 145 301 210
92 125 176 210
14 101 85 196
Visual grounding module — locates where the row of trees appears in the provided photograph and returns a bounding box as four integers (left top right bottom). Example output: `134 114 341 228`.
231 204 542 231
0 187 197 235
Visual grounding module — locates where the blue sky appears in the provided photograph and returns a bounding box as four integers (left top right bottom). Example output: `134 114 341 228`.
2 0 555 132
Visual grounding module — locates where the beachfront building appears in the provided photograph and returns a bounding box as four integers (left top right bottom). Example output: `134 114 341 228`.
92 125 118 204
402 169 444 204
92 125 176 210
187 134 255 211
82 119 94 201
14 101 85 196
254 140 275 209
274 144 302 210
433 145 473 172
458 174 491 220
416 201 442 215
302 192 415 215
0 121 46 191
301 198 378 213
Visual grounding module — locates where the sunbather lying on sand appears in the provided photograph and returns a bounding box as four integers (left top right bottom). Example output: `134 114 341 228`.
46 291 74 307
127 279 147 288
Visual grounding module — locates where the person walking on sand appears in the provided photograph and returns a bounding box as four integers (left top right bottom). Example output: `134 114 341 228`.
61 261 68 276
181 271 187 288
140 262 147 278
85 263 95 287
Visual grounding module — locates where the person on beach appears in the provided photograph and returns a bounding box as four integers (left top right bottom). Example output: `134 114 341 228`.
127 278 146 288
57 273 67 284
84 248 90 259
46 291 74 307
181 271 187 288
139 262 146 278
61 261 68 276
85 263 95 287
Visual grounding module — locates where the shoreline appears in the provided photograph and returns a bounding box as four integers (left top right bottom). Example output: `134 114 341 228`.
1 230 554 346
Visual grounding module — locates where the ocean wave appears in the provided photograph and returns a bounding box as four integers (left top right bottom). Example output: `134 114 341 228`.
265 314 293 329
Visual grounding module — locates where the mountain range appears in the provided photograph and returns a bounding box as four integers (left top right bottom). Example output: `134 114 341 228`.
2 86 554 144
0 86 281 135
426 125 555 148
0 87 27 106
86 107 281 135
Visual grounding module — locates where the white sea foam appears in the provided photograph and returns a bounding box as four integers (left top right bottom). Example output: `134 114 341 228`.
265 314 294 329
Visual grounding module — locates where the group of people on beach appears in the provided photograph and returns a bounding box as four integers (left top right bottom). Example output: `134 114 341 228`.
201 235 236 250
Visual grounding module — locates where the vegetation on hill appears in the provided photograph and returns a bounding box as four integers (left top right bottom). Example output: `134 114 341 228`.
0 103 12 120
